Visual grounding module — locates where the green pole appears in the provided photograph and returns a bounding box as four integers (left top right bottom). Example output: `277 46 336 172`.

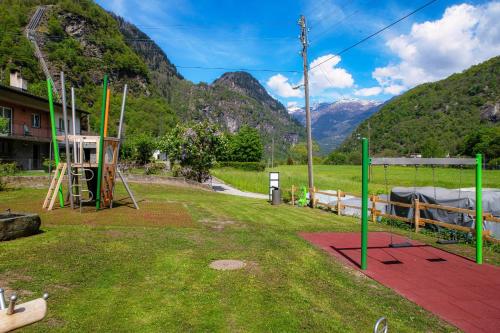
475 153 483 264
47 79 64 207
96 75 108 210
361 137 369 270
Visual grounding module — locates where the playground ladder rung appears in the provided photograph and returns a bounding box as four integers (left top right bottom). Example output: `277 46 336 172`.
43 163 67 210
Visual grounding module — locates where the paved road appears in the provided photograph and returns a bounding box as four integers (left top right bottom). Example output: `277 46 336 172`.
208 177 268 200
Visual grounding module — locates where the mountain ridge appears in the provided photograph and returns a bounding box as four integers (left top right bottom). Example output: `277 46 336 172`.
338 56 500 157
290 99 383 153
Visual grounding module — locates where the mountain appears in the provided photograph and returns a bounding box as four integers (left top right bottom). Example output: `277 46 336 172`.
338 56 500 157
290 99 382 153
0 0 303 157
113 15 304 155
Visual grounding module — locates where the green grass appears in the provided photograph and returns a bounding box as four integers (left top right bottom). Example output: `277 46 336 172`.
212 164 500 195
3 183 498 331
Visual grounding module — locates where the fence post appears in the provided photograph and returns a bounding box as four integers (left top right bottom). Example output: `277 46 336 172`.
311 186 316 208
371 195 377 223
414 198 420 233
337 190 342 216
291 185 295 206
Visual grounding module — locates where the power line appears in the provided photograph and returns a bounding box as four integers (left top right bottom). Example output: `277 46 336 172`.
309 0 438 71
176 66 299 73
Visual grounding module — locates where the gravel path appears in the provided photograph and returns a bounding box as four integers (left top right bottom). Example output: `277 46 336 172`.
208 177 268 200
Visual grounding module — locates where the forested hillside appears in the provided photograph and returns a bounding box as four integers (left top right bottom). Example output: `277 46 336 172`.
338 56 500 160
0 0 303 157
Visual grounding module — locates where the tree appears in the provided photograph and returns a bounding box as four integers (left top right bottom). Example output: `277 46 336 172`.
324 152 348 165
132 133 157 165
228 126 263 162
462 127 500 160
0 117 9 134
421 137 446 158
289 141 320 164
161 122 227 182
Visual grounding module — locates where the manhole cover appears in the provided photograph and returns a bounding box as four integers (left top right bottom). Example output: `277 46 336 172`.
209 260 246 271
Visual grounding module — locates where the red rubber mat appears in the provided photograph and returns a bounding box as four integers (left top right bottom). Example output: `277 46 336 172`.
300 232 500 333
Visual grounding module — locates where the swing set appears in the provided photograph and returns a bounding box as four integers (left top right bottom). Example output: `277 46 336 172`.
359 138 484 270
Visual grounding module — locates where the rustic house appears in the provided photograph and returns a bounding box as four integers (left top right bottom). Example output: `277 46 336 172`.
0 72 89 170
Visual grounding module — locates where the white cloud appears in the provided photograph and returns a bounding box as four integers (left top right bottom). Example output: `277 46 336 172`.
354 86 382 97
266 55 354 99
266 74 302 98
309 55 354 93
373 2 500 94
383 84 406 95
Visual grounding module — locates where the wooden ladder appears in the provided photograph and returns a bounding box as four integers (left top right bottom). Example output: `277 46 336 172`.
42 162 67 211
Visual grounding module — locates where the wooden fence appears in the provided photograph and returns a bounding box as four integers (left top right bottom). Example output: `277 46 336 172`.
290 185 500 244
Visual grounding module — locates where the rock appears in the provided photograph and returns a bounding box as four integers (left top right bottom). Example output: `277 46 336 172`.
209 260 246 271
0 213 41 241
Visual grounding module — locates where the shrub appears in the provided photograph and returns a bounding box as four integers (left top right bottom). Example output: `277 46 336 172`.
217 161 266 171
487 157 500 168
0 162 17 191
171 163 182 178
132 134 157 165
145 162 165 175
324 152 348 165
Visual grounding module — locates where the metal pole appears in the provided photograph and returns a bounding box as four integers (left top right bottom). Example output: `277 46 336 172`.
117 84 127 141
475 153 483 264
361 138 369 270
299 15 314 206
271 137 274 169
117 169 139 209
61 72 74 209
71 87 77 162
110 84 128 209
47 79 64 207
96 75 108 210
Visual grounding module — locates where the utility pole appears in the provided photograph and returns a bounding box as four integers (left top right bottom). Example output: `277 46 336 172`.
298 15 314 205
271 137 274 169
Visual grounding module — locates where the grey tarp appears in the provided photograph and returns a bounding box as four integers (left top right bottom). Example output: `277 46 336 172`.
389 187 500 239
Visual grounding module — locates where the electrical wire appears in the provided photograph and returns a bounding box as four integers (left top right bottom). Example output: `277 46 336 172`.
175 66 299 73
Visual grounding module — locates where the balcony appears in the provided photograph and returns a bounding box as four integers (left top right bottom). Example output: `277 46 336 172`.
1 124 51 142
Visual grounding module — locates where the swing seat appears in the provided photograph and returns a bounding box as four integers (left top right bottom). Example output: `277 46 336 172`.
389 241 413 248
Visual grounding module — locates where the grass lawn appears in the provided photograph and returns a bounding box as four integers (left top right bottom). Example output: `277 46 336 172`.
1 182 499 332
212 164 500 195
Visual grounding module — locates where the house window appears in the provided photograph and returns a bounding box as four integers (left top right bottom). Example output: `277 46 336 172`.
32 113 41 128
0 140 11 155
0 106 12 135
58 118 65 133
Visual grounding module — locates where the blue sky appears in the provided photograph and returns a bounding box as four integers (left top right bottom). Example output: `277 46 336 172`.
96 0 500 108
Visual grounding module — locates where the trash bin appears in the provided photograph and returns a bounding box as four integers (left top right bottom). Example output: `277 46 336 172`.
271 187 281 205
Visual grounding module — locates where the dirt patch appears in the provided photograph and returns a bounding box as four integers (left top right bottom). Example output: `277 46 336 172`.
209 259 246 271
244 261 261 274
200 218 239 231
5 202 196 228
0 271 34 297
44 317 66 328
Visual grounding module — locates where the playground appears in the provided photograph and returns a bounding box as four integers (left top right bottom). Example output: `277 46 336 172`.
1 76 499 331
3 181 499 332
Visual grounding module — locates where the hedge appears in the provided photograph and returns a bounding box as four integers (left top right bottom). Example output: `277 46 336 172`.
217 161 266 171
